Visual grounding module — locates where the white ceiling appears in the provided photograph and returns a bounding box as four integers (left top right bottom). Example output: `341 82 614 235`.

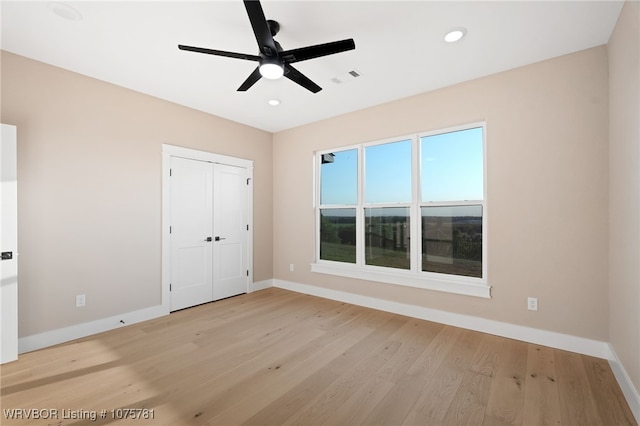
1 1 624 133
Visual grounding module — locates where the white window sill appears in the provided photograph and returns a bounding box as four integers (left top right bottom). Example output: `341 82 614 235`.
310 262 491 299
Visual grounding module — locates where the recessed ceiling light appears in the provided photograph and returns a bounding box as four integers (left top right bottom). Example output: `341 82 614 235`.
268 99 280 106
48 2 83 21
444 28 466 43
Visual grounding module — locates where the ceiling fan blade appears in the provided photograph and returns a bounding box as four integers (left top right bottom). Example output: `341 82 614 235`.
281 39 355 64
178 45 260 61
284 64 322 93
243 0 279 57
237 67 262 91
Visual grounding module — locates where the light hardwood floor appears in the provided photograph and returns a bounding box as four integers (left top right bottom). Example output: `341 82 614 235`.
1 288 636 426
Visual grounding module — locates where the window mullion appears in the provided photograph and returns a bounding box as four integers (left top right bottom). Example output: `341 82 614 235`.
420 200 483 207
411 135 420 273
315 154 320 262
315 207 320 262
356 145 365 266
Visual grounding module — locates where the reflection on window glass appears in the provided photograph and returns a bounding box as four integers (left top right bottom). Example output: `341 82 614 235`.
320 209 356 263
421 127 483 202
365 207 410 269
422 205 482 278
320 149 357 205
365 140 412 204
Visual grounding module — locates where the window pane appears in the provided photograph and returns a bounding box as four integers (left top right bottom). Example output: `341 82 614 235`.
365 140 411 204
365 207 410 269
320 149 357 205
421 127 483 202
320 209 356 263
422 205 482 278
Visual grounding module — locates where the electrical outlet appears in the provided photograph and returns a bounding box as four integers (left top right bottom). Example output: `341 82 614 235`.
289 263 295 272
76 294 86 307
527 297 538 311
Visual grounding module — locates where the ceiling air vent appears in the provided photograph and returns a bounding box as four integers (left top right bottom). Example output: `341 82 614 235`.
331 69 364 85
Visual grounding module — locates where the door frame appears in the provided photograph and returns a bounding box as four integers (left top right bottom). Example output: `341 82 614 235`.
161 144 253 312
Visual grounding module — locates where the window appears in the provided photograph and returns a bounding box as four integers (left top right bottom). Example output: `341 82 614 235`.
422 205 482 278
420 127 484 279
365 207 410 269
314 123 488 298
319 149 357 264
365 140 412 204
320 208 356 263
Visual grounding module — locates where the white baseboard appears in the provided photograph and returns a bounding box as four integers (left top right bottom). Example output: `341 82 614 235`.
18 304 169 355
249 279 274 293
608 344 640 423
273 279 611 359
16 280 278 355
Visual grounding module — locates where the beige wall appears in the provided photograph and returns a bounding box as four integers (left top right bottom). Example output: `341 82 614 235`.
273 46 610 341
0 51 273 337
0 15 631 365
609 0 640 396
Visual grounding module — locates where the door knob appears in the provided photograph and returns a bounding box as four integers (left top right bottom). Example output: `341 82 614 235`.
215 236 226 241
205 237 212 242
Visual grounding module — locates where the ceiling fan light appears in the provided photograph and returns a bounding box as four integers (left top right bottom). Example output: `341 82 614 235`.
259 62 284 80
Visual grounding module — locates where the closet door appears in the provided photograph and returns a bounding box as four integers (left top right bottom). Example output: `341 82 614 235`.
212 163 248 300
169 157 249 311
169 157 213 311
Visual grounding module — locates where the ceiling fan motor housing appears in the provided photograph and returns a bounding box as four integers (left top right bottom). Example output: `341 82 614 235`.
267 19 280 37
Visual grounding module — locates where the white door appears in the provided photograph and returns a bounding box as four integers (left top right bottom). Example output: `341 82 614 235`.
170 157 213 311
213 164 248 300
169 157 249 311
1 124 18 363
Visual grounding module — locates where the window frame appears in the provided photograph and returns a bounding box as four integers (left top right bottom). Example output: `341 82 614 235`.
312 122 489 298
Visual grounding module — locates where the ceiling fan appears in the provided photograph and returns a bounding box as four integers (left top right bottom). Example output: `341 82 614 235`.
178 0 355 93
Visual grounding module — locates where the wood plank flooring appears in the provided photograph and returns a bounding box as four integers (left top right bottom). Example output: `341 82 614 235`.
1 288 636 425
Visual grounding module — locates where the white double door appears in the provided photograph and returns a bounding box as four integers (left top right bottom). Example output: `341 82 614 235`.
170 156 248 311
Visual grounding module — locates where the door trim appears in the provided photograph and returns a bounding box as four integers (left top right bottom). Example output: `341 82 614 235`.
161 144 254 312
